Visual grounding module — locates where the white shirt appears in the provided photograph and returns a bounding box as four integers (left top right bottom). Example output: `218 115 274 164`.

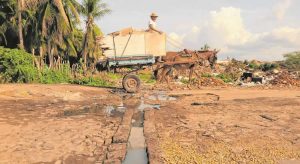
149 19 157 29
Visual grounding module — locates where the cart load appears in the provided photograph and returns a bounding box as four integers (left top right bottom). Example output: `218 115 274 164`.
99 27 166 68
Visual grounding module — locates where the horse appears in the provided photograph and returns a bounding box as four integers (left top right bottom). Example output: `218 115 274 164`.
155 49 219 86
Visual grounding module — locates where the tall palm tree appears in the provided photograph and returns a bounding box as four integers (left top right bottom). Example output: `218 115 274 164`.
81 0 110 69
38 0 82 68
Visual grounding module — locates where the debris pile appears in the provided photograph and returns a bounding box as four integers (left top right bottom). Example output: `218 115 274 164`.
270 72 300 87
196 77 225 87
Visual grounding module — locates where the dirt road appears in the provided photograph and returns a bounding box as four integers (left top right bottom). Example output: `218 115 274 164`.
0 84 299 163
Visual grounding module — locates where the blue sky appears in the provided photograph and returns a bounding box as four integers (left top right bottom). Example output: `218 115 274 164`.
89 0 300 61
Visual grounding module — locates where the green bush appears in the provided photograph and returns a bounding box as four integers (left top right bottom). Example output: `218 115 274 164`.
259 63 279 71
284 52 300 71
248 63 260 70
216 73 234 83
0 47 118 87
0 47 39 83
40 65 71 84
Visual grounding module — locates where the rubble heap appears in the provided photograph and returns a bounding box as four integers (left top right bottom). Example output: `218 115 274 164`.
270 72 300 87
197 77 225 87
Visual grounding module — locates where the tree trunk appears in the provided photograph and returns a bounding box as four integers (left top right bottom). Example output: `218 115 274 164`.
18 0 24 49
82 27 89 72
39 46 44 68
47 39 53 68
81 15 93 73
82 35 88 74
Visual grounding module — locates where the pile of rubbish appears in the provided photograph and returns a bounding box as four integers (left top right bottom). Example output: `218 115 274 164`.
270 72 300 87
196 77 225 87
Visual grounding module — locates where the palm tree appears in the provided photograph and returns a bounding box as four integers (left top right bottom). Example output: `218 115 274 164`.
0 0 18 47
81 0 110 70
38 0 82 68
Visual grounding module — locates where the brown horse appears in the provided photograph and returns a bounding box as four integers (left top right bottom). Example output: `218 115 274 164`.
155 49 219 85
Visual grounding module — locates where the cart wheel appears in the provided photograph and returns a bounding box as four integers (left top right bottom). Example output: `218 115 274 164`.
122 74 141 93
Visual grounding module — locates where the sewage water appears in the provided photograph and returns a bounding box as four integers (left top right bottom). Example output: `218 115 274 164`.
123 92 177 164
123 99 148 164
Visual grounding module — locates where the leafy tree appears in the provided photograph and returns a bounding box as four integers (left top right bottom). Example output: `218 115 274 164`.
81 0 110 70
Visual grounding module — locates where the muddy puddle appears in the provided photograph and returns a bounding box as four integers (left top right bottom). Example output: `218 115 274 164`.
59 103 126 118
147 91 178 101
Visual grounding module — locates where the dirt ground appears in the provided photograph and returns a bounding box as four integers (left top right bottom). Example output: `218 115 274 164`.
0 84 125 163
0 84 300 164
144 87 300 164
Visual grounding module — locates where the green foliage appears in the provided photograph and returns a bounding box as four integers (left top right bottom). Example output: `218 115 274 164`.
39 65 71 84
201 73 213 78
0 47 39 83
93 25 103 36
0 47 116 88
81 0 111 66
216 73 234 83
180 78 190 84
138 72 156 84
0 0 18 47
106 72 122 80
248 62 260 70
259 63 279 71
72 76 114 87
284 52 300 71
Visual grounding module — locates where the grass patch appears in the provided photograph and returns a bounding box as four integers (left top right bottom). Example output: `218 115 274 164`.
138 72 156 84
71 76 114 87
40 65 71 84
106 72 122 80
216 73 234 83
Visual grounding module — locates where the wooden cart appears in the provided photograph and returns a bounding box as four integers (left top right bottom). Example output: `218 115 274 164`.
98 27 167 93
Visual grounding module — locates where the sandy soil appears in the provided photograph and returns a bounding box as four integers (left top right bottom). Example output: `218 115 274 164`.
144 87 300 163
0 84 300 164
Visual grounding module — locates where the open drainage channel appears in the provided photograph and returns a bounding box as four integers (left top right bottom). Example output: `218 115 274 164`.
59 91 177 163
123 92 177 164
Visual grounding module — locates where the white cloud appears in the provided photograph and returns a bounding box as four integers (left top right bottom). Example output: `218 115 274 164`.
273 0 292 20
210 7 252 45
167 32 186 50
191 26 201 33
271 27 300 46
164 6 299 61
